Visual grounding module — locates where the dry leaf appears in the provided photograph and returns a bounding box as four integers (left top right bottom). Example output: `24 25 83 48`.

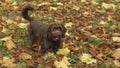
42 52 56 60
18 23 28 28
112 48 120 59
81 0 86 2
99 20 108 25
57 48 70 55
79 53 96 64
73 5 80 10
65 31 70 36
65 22 73 28
54 56 70 68
4 40 16 50
108 15 112 21
6 19 17 25
113 60 120 67
19 53 32 60
0 36 12 41
37 2 50 6
49 7 58 11
56 2 63 6
112 37 120 42
102 3 116 9
1 27 9 33
1 57 17 68
91 0 98 5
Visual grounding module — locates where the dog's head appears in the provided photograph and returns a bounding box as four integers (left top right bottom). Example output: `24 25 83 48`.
47 24 66 42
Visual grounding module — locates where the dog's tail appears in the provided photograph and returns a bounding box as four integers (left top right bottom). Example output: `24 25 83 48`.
22 6 34 21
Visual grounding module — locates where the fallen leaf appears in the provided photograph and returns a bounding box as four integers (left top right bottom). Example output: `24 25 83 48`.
79 53 96 64
19 53 32 60
99 20 108 25
54 56 70 68
6 19 17 25
72 5 80 10
37 2 50 6
4 40 16 50
1 57 17 68
1 27 9 33
91 0 98 5
81 0 86 2
18 23 28 28
49 7 58 11
112 48 120 59
65 22 73 28
102 3 116 9
65 31 70 36
56 2 63 6
113 60 120 67
57 48 70 55
42 52 56 60
0 36 12 41
108 15 112 21
112 37 120 42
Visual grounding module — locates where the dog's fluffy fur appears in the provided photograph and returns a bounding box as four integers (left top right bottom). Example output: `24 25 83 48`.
22 6 66 54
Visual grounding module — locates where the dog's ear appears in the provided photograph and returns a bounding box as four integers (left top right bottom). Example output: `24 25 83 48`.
47 24 54 39
47 24 54 32
59 24 66 37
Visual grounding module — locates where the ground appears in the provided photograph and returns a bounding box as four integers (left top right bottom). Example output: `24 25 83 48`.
0 0 120 68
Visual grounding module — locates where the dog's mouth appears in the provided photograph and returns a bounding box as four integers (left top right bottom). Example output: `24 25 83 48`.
52 37 59 41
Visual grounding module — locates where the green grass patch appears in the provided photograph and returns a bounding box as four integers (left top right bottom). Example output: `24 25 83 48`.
16 63 27 68
37 14 53 22
91 39 104 46
67 53 79 67
37 64 45 68
0 41 12 56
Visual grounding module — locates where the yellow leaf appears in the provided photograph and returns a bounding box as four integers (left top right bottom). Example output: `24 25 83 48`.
19 53 32 60
18 23 28 28
108 15 112 21
54 56 70 68
1 27 9 33
65 31 70 36
79 53 96 64
57 48 70 55
42 52 56 60
113 60 120 67
56 2 63 6
0 36 12 41
6 19 17 25
81 0 86 2
99 20 108 25
102 3 116 9
65 22 73 28
112 37 120 42
49 7 58 11
73 5 80 10
91 0 98 5
61 56 71 66
4 40 16 50
37 2 50 6
112 48 120 59
1 57 17 68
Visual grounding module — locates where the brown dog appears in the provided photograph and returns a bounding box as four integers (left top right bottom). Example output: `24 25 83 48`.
22 6 66 54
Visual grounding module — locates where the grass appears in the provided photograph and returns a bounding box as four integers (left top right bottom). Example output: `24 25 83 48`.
0 41 12 56
67 53 79 67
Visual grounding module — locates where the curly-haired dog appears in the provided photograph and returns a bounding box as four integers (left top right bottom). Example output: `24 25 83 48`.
22 6 66 54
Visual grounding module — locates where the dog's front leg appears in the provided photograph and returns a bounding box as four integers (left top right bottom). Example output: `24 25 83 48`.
40 40 49 54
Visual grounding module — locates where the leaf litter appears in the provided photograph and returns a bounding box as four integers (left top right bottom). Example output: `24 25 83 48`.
0 0 120 68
